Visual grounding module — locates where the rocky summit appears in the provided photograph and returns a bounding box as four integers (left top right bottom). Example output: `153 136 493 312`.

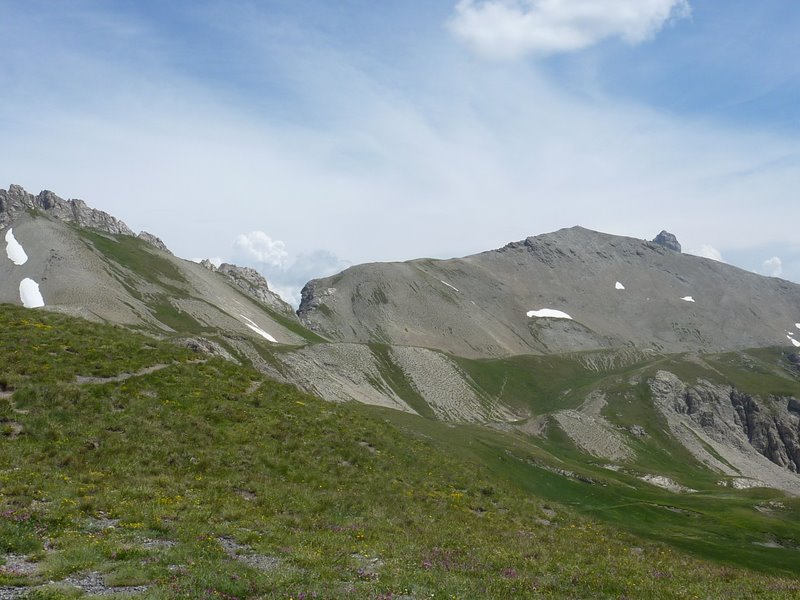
651 229 682 253
0 184 135 238
298 225 800 358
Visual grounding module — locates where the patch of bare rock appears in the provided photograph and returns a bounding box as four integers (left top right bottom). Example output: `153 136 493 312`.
218 536 280 571
62 571 150 596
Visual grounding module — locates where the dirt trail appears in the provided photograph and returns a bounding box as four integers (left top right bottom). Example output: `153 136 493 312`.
75 360 205 385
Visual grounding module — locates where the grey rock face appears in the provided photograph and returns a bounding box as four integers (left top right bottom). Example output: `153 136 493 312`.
176 337 237 362
137 231 171 254
1 184 134 236
651 230 682 253
216 263 295 316
660 375 800 472
200 259 219 272
729 392 800 472
1 185 175 254
298 226 800 358
648 370 800 494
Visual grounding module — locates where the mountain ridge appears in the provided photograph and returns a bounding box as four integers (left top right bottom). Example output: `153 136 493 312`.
5 183 800 591
297 225 800 358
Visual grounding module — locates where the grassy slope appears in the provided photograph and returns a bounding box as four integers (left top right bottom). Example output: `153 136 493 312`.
1 305 800 598
372 347 800 576
77 229 327 344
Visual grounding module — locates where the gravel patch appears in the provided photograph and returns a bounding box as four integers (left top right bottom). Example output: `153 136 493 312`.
275 343 413 412
218 537 280 571
389 346 518 423
0 554 39 576
62 571 150 596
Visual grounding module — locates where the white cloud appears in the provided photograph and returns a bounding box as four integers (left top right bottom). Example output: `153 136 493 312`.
233 231 289 268
264 249 351 307
2 2 799 291
761 256 782 277
448 0 691 59
228 236 351 307
691 244 724 262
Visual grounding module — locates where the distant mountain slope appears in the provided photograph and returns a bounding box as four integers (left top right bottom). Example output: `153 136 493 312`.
298 226 800 358
0 185 308 350
5 183 800 504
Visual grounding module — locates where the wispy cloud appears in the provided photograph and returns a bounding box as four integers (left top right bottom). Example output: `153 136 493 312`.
224 231 349 306
448 0 690 59
234 232 289 268
761 256 782 277
689 244 724 262
0 1 798 289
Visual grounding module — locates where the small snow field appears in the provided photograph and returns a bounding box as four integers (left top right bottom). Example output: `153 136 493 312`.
440 280 459 292
4 228 28 265
789 336 800 348
527 309 572 320
239 314 277 343
615 282 625 290
680 296 695 303
19 278 44 308
796 323 800 330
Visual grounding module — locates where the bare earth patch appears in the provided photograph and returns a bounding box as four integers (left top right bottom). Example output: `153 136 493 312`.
0 554 40 576
218 537 280 571
62 571 150 596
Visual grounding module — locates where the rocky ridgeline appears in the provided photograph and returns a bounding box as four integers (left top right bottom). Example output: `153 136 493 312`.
0 184 169 253
650 370 800 491
200 260 294 316
298 225 800 358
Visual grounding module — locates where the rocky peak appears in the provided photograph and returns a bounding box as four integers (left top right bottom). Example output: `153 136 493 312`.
651 230 682 253
200 259 219 272
1 184 170 253
204 261 295 316
137 231 172 254
1 184 134 236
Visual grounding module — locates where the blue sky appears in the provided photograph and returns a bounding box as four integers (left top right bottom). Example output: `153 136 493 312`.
1 0 799 303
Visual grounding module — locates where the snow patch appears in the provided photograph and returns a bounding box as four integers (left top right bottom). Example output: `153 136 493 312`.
615 282 625 290
19 278 45 308
796 323 800 330
527 309 572 320
239 315 277 343
440 280 459 293
5 228 28 265
789 336 800 348
680 296 695 303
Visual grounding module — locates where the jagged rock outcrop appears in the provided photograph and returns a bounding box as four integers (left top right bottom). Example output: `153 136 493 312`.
729 391 800 472
651 230 682 253
1 184 134 236
137 231 171 254
200 260 294 316
1 184 173 254
649 370 800 490
176 337 237 363
200 259 219 272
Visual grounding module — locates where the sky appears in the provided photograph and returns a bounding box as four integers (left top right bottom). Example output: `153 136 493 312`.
1 0 799 304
